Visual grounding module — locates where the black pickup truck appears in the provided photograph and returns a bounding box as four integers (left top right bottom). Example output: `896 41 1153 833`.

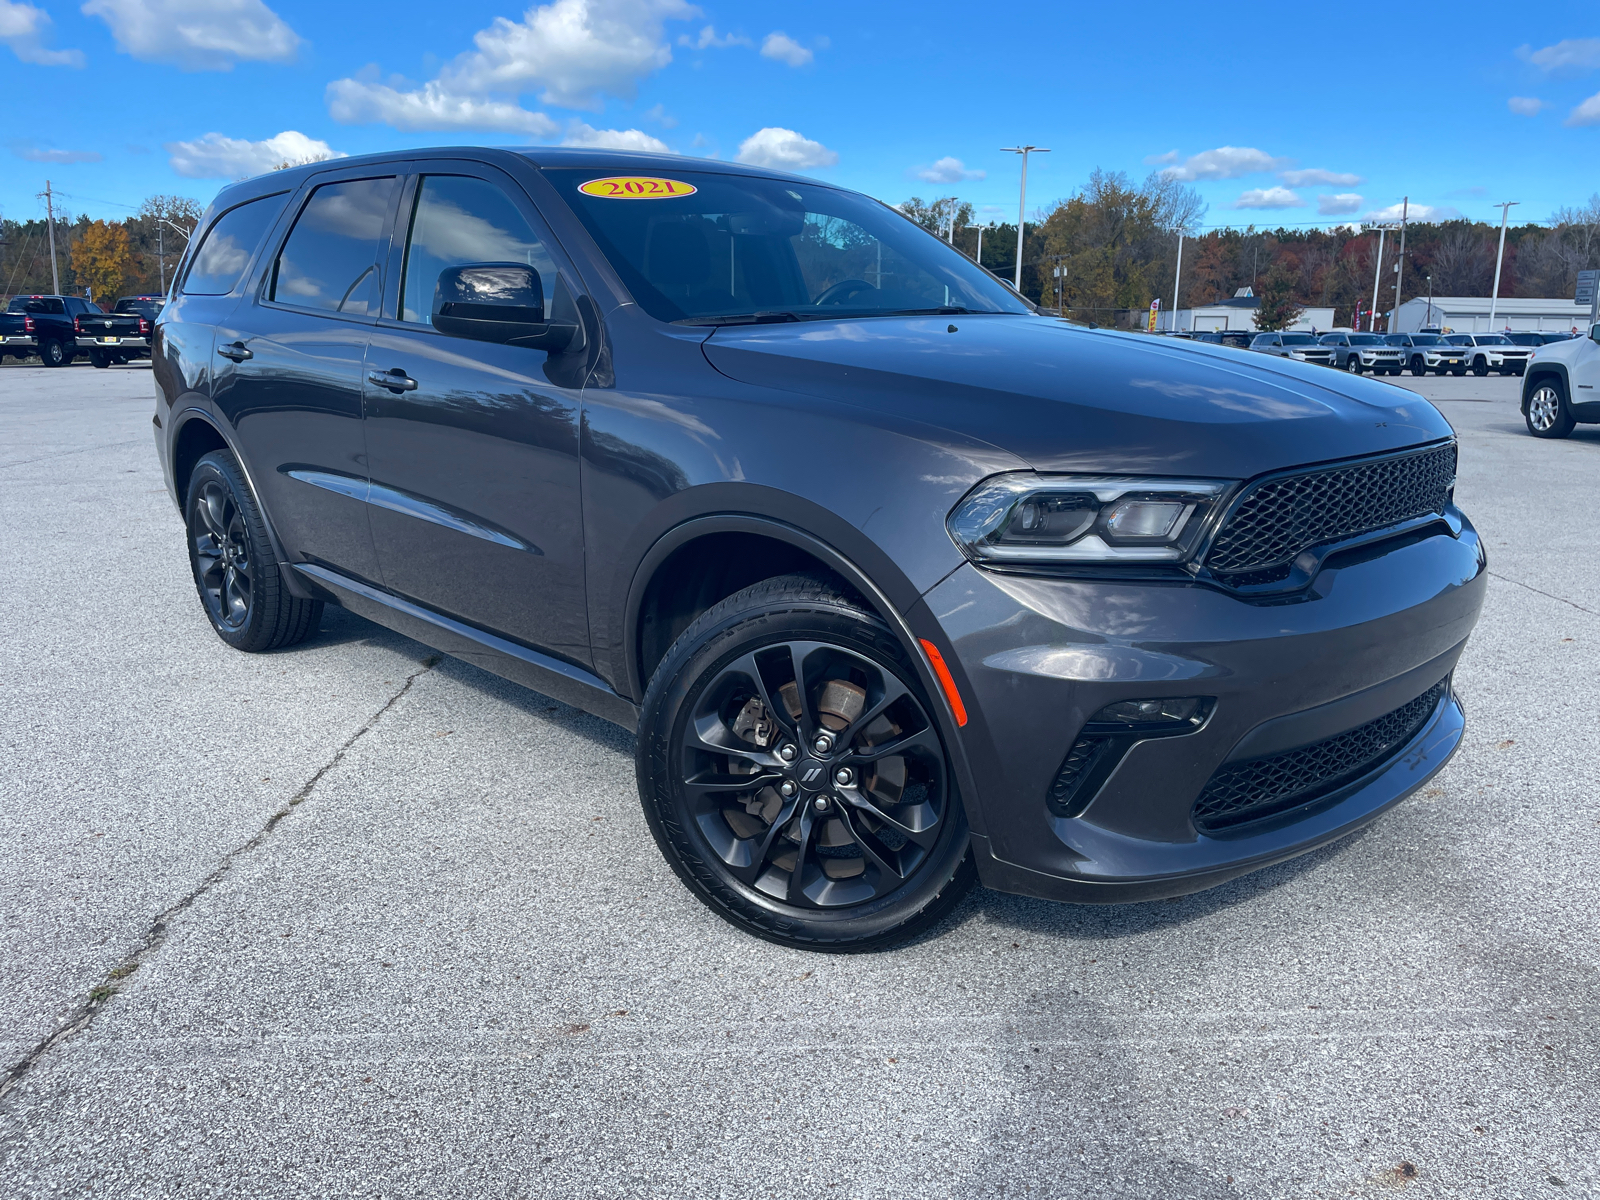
0 295 98 366
76 302 148 366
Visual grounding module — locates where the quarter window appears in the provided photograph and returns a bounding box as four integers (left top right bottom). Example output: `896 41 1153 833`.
182 193 288 296
400 175 557 326
270 177 398 315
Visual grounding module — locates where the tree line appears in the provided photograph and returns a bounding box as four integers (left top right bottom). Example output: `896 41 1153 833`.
1 196 202 303
902 174 1600 329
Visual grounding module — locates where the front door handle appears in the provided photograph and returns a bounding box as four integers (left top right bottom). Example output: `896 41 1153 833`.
367 368 418 392
216 341 252 362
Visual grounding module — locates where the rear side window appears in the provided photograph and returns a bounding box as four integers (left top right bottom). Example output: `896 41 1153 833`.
270 177 398 316
183 194 288 296
399 175 556 326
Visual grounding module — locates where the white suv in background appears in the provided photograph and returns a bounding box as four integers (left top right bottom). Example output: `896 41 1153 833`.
1520 323 1600 438
1444 333 1533 377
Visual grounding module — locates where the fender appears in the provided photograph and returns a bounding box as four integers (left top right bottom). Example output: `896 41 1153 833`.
169 406 319 601
622 511 989 836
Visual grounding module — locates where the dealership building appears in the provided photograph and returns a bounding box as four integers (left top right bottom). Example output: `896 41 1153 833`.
1393 295 1593 334
1169 289 1336 334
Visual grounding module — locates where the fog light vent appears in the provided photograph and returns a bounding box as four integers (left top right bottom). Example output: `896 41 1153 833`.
1046 736 1112 819
1046 697 1213 820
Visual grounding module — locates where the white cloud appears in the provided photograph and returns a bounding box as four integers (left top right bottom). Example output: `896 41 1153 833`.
914 156 984 183
561 121 670 152
444 0 695 112
678 25 748 49
165 130 343 179
1143 149 1178 165
1508 96 1546 116
735 127 837 170
81 0 300 71
1160 146 1289 181
326 74 558 134
1566 90 1600 127
1317 193 1363 216
1233 186 1305 210
1280 168 1363 187
8 140 102 163
1519 38 1600 73
0 0 83 66
1364 202 1461 223
643 102 677 127
760 32 812 67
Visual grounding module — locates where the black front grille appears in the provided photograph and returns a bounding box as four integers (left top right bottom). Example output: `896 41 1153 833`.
1204 443 1456 582
1193 680 1448 832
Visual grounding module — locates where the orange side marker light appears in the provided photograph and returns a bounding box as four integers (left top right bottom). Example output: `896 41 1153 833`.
918 638 968 727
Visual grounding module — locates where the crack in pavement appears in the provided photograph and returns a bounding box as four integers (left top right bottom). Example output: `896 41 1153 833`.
0 653 442 1106
0 440 147 471
1488 571 1597 616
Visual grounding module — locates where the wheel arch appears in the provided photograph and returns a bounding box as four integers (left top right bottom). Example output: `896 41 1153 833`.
1521 362 1569 414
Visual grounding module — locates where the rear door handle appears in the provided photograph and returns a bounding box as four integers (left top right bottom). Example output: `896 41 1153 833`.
216 341 252 362
367 368 418 392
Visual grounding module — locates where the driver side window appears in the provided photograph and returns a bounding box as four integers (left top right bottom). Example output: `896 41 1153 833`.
400 175 557 327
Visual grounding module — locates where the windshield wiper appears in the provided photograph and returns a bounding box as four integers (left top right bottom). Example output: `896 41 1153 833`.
879 306 972 316
674 311 802 327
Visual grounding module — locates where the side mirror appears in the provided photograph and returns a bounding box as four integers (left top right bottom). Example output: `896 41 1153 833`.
1590 323 1600 344
432 262 578 352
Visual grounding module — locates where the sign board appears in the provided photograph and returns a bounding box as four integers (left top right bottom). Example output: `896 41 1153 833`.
1576 269 1599 307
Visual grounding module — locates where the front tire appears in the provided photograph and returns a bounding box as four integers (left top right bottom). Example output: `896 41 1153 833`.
1345 357 1361 373
636 574 975 952
1472 357 1489 377
90 349 111 368
1526 380 1576 439
185 450 323 651
1411 357 1428 376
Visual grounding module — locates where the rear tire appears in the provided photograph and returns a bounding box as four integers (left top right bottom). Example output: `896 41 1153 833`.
635 574 975 952
185 450 323 652
39 338 66 367
1525 380 1576 439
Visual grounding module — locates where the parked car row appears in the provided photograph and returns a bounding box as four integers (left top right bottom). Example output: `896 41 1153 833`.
0 294 164 366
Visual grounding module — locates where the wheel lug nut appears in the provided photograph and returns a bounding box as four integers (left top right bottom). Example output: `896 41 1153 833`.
778 744 797 762
834 767 853 786
813 734 833 754
778 780 797 798
813 796 829 812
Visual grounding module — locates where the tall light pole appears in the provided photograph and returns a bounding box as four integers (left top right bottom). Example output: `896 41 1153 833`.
1001 146 1049 293
1488 200 1519 330
1170 232 1185 331
965 223 990 270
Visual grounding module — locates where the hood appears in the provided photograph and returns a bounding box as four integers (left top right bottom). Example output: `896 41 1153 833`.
702 315 1453 479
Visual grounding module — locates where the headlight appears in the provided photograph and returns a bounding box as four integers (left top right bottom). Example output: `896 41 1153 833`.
946 474 1235 565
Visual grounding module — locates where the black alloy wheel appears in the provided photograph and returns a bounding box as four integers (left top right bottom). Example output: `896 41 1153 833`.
1411 357 1428 376
1472 357 1489 377
185 449 322 651
636 574 974 951
1526 380 1575 439
39 338 66 368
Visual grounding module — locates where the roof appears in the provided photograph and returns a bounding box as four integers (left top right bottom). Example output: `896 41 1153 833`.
1399 296 1589 315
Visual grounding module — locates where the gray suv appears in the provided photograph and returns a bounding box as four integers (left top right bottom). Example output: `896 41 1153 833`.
1384 333 1469 376
1249 331 1335 365
1320 332 1405 375
151 146 1486 950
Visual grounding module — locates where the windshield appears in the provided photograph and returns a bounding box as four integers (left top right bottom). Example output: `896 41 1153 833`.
1349 334 1383 345
7 297 64 314
543 168 1030 324
1280 333 1316 345
1409 334 1442 345
1473 334 1511 345
1444 335 1473 344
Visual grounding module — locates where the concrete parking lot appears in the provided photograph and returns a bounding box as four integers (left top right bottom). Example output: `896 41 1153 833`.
1 358 1596 1199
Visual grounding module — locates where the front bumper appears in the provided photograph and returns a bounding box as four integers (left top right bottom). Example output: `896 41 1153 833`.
1423 352 1467 369
921 513 1486 902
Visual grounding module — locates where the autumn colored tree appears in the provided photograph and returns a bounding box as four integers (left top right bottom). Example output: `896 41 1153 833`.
1253 262 1305 331
70 220 133 304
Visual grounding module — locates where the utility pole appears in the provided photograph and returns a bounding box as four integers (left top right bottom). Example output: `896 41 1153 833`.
42 179 61 295
158 221 165 293
1001 146 1049 292
1390 197 1409 333
1170 233 1185 331
1488 200 1519 330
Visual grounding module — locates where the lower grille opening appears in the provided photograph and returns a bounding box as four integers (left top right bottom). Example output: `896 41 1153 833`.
1046 735 1116 819
1193 679 1449 833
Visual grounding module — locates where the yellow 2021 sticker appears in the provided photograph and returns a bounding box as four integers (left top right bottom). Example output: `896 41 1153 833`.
578 176 697 200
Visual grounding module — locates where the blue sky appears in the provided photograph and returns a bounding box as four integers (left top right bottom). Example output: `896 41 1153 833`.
5 0 1600 231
